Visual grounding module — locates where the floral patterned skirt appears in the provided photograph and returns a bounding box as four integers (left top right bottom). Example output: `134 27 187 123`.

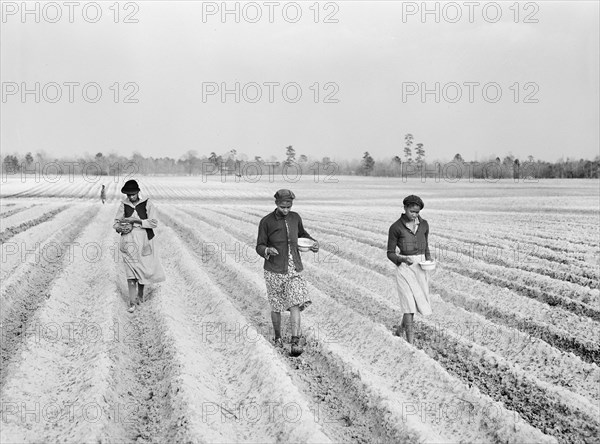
264 250 311 313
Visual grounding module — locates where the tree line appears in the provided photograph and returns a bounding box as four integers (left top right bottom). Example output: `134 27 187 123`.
2 138 598 179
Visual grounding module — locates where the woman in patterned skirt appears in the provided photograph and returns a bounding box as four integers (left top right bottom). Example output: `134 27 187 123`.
256 189 319 357
387 195 433 343
114 179 166 313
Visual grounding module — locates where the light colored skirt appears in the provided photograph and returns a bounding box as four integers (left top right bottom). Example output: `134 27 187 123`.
394 253 432 316
119 227 166 285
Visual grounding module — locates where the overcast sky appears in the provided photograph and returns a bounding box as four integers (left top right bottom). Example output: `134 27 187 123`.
1 1 598 163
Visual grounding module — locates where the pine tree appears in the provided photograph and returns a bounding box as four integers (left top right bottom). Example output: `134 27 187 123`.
404 134 413 163
285 145 296 166
362 151 375 175
415 143 425 164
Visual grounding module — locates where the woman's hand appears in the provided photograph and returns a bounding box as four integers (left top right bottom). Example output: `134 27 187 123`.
309 240 319 253
118 222 133 235
146 218 158 228
398 255 413 265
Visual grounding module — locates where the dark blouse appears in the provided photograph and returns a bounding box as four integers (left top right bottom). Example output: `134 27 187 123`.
387 214 431 265
256 210 315 274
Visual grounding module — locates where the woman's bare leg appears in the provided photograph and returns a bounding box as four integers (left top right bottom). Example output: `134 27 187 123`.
402 313 414 343
289 305 301 338
289 305 303 356
127 279 137 310
271 311 282 339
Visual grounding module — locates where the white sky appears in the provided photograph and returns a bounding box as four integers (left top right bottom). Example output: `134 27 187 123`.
1 1 599 162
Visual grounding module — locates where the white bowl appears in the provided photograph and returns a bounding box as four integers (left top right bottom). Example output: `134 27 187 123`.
297 238 315 252
419 260 436 271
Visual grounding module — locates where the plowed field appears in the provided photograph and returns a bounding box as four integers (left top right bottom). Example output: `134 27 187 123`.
1 176 598 443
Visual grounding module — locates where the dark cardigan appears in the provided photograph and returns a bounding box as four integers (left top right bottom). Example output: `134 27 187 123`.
387 214 431 265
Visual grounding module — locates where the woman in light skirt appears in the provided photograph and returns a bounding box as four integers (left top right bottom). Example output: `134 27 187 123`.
387 195 432 343
114 179 166 313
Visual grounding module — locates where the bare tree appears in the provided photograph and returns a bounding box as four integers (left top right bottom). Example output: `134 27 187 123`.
182 150 199 175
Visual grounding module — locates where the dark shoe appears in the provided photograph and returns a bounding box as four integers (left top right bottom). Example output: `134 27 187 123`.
392 324 403 337
298 300 312 312
290 336 304 357
273 338 284 348
290 343 304 357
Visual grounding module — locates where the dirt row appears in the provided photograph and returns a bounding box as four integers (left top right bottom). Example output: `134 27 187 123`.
300 206 597 251
3 179 100 200
435 271 600 368
299 208 599 299
431 230 598 289
1 202 329 442
304 261 599 409
243 207 600 336
0 204 87 285
0 205 67 244
206 206 599 359
0 205 97 387
0 202 34 219
158 208 419 443
193 206 599 443
298 207 599 290
152 227 331 442
258 208 600 386
443 263 599 323
1 204 190 442
0 199 593 443
431 214 596 255
215 207 600 332
160 204 555 444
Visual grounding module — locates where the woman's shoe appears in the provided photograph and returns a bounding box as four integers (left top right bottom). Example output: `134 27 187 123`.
128 305 135 313
273 338 284 348
290 343 304 357
392 324 403 337
290 336 304 357
298 300 312 312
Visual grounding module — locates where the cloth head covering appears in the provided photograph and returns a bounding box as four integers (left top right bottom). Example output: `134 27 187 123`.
121 180 141 194
274 189 296 205
403 194 424 209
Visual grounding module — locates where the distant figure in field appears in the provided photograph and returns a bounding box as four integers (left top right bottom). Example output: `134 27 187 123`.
100 185 106 204
114 180 165 313
387 195 433 343
256 189 319 357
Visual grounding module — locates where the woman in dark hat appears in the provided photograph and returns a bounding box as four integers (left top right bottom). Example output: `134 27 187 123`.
114 179 165 312
386 194 433 343
256 189 319 356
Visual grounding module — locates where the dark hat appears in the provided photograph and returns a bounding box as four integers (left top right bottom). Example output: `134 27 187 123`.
274 189 296 203
403 194 424 209
121 180 140 194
